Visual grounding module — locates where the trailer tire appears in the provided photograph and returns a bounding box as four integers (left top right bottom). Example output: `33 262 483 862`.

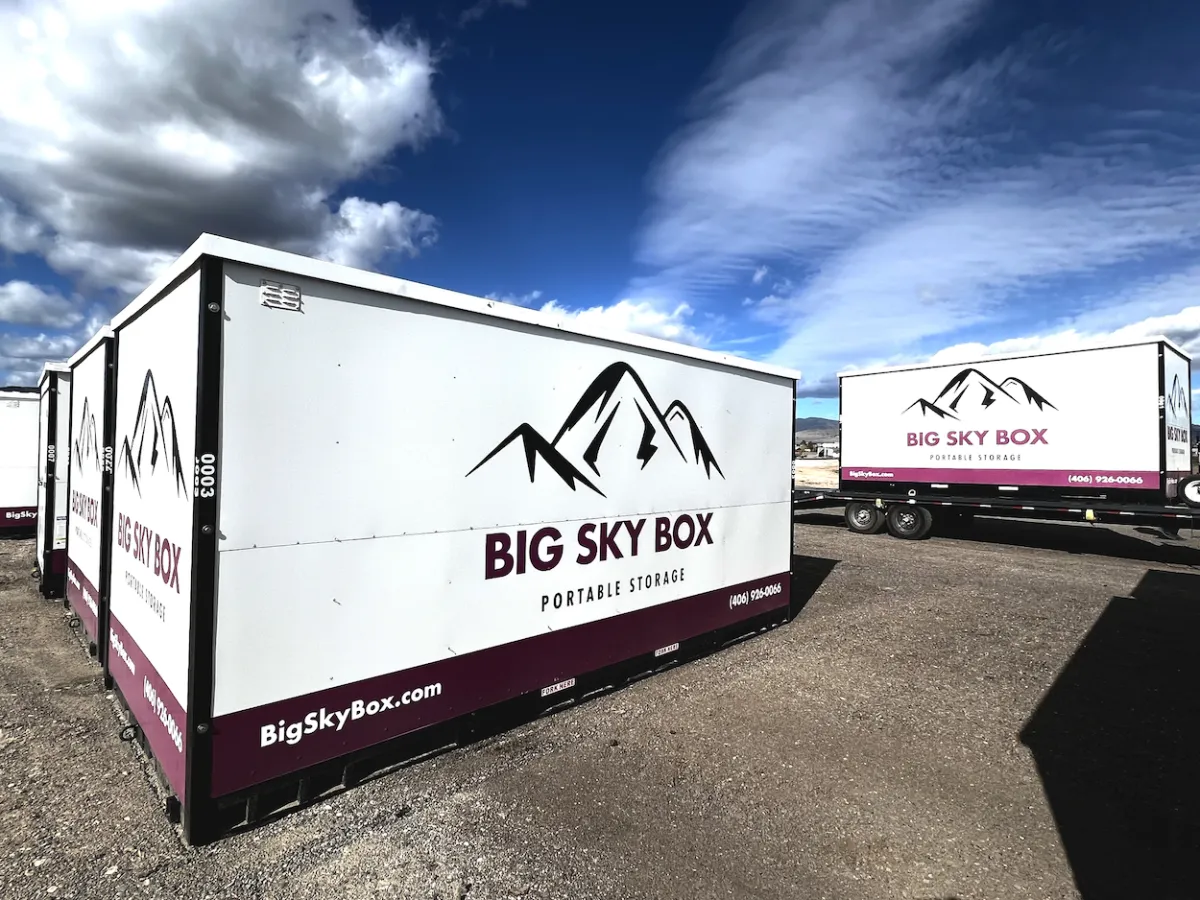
886 504 933 540
844 502 885 535
1180 475 1200 509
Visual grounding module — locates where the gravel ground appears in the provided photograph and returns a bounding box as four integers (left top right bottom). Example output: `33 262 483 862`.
2 514 1197 900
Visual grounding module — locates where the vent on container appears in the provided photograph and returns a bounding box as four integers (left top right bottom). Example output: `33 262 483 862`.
259 279 303 312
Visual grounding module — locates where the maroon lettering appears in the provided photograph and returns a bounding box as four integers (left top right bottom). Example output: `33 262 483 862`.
576 523 597 565
625 518 645 555
599 521 623 561
694 512 713 546
530 527 562 572
655 517 672 552
672 514 695 549
485 533 512 580
1031 428 1047 445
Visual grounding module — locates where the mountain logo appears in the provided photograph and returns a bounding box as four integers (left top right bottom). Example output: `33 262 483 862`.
118 370 189 499
904 367 1056 421
73 397 101 473
466 361 724 498
1167 373 1189 420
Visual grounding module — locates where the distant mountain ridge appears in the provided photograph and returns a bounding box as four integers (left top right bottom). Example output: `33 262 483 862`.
795 416 837 432
468 362 724 497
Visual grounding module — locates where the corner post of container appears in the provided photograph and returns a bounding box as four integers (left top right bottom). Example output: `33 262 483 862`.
63 366 76 613
1157 342 1167 499
182 255 226 845
41 373 58 595
836 375 844 492
97 336 119 683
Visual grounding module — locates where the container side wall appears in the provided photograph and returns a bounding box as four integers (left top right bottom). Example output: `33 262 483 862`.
0 394 41 529
107 271 201 802
66 344 110 646
1163 347 1193 498
210 262 795 796
840 343 1162 493
52 374 72 560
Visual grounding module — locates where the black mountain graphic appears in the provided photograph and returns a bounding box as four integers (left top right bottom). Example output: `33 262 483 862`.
466 362 724 497
118 370 188 499
74 397 101 473
904 367 1057 420
1168 373 1189 419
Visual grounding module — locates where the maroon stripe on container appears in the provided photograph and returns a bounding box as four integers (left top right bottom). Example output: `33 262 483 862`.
209 572 791 798
107 613 189 801
841 467 1159 488
48 548 67 574
65 559 100 645
0 507 37 529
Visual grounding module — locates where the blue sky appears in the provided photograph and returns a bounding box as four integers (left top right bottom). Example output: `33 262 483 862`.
1 0 1198 424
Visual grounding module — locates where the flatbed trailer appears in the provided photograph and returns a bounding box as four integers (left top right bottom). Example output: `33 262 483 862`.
792 486 1199 537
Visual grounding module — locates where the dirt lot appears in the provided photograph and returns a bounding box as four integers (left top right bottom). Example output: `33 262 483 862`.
2 515 1198 900
794 458 839 489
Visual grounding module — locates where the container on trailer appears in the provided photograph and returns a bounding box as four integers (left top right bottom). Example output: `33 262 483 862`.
103 234 800 843
1 386 41 534
65 328 116 663
838 339 1193 503
37 362 72 597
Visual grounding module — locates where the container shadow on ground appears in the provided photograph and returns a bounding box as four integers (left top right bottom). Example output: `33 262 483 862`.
1020 569 1200 900
214 553 838 839
792 509 1200 567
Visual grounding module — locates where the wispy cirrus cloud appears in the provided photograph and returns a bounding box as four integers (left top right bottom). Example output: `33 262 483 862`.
625 0 1200 393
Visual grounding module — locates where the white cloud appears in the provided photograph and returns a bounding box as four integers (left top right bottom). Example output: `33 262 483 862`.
460 0 528 26
312 198 438 270
751 265 769 285
0 280 85 328
0 0 443 295
486 289 544 308
537 298 710 347
0 329 84 384
632 0 1200 390
926 305 1200 364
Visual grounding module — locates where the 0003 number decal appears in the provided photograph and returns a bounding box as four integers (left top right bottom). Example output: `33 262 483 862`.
194 453 217 499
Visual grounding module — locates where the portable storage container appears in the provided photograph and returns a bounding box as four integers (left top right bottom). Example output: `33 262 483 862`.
103 234 800 842
1 386 41 533
65 328 116 663
37 362 72 597
838 339 1193 502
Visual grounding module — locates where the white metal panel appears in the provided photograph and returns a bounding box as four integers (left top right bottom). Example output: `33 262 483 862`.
213 261 795 716
840 342 1163 485
52 373 72 551
67 345 108 591
0 392 40 516
217 262 793 547
108 272 200 712
213 502 790 716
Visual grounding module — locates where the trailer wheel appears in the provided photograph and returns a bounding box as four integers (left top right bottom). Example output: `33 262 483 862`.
1180 475 1200 509
844 501 885 534
886 504 933 540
